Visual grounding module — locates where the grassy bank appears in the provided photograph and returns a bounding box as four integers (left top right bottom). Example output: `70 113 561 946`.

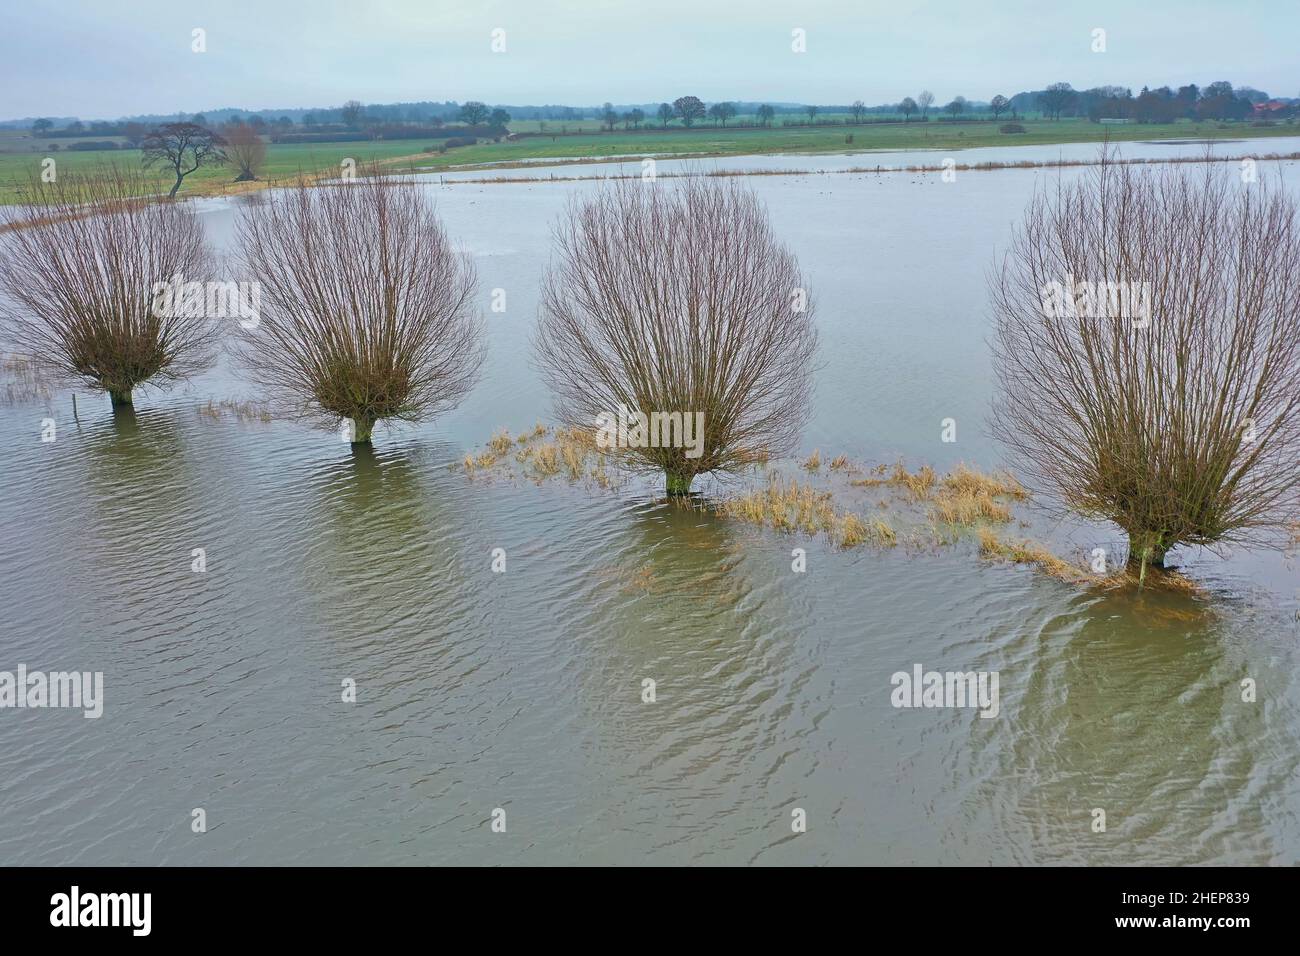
1 118 1297 203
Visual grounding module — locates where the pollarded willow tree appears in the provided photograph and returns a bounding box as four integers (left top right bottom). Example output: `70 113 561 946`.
535 177 819 495
990 155 1300 578
233 172 484 443
0 168 218 407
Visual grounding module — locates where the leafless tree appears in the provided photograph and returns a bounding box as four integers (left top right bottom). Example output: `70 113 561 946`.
0 167 218 406
340 100 365 128
535 177 819 494
232 171 484 443
990 154 1300 578
140 122 226 198
224 123 267 181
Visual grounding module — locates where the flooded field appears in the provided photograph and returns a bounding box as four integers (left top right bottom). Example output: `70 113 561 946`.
2 141 1298 865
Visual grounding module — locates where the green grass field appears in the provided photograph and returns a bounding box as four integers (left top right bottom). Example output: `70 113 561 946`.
0 131 467 202
2 117 1297 203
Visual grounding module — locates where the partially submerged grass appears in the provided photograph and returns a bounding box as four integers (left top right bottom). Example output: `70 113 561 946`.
462 422 616 487
976 526 1203 593
456 429 1212 594
837 512 897 548
533 442 560 476
933 487 1013 525
977 527 1085 581
941 463 1027 500
720 474 837 535
845 459 1020 529
850 460 935 499
715 474 903 550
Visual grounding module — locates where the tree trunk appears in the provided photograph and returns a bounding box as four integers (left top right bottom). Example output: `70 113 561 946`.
665 472 693 496
350 417 375 444
109 389 133 407
1127 533 1169 586
169 173 182 199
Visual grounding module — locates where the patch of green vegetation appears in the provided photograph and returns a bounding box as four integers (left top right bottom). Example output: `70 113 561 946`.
0 137 455 203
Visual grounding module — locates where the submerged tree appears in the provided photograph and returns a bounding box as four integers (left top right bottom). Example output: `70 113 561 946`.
0 168 218 407
990 156 1300 578
535 177 819 495
234 172 483 444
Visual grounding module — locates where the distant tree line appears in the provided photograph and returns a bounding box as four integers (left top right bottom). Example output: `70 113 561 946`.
20 80 1294 150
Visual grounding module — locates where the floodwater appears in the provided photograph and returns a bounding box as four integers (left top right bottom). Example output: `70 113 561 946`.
1 141 1298 865
424 134 1300 181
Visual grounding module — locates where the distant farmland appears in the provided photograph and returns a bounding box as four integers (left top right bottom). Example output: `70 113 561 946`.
1 117 1297 203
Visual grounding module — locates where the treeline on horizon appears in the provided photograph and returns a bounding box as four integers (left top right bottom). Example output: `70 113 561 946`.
6 78 1294 131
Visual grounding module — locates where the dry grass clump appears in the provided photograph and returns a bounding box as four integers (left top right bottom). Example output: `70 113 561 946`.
850 461 1023 529
720 475 900 550
871 518 898 547
516 423 547 444
941 463 1027 500
893 462 936 499
721 475 837 535
838 513 898 548
532 443 560 477
859 463 1028 528
463 424 551 472
977 528 1087 582
850 460 935 499
561 442 585 479
802 449 822 470
829 454 850 470
933 488 1014 525
460 421 619 488
837 513 870 546
976 527 1202 593
462 428 516 470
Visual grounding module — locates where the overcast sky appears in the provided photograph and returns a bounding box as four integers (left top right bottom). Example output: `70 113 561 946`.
3 0 1295 119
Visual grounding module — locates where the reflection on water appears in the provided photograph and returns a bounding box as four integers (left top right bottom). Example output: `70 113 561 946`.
1 145 1298 864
